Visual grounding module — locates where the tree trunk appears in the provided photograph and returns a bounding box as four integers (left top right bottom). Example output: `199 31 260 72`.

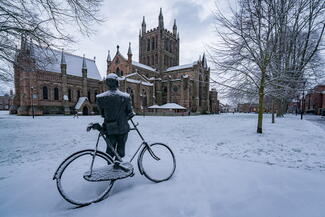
272 97 275 123
276 98 285 117
257 69 266 134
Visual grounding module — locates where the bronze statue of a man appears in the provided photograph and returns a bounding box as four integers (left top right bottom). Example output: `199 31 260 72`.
96 73 134 159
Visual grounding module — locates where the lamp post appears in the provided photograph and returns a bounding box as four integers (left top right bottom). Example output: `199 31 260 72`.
301 81 306 120
31 86 35 119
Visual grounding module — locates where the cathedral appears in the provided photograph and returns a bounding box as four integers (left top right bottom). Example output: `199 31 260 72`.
10 37 103 116
11 9 219 116
106 8 219 115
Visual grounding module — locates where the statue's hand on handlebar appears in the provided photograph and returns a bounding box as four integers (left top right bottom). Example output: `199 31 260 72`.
86 123 102 132
128 112 135 120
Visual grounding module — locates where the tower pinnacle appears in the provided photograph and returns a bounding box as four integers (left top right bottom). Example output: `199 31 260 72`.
61 49 66 65
82 54 87 69
159 8 164 28
173 19 177 35
106 50 111 62
127 42 132 55
142 16 146 34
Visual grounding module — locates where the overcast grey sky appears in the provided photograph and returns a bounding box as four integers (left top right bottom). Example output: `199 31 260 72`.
1 0 234 95
74 0 232 77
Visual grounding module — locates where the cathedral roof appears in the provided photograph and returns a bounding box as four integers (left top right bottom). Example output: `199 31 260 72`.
33 45 102 80
165 61 198 72
132 61 156 72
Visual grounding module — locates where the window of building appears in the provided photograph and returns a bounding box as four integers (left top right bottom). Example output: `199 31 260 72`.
68 89 72 102
54 87 59 100
43 86 48 100
155 54 158 64
147 39 150 51
77 90 80 99
147 56 150 65
116 67 120 76
152 37 155 50
127 87 135 107
151 55 154 65
142 89 147 107
88 90 91 103
94 91 98 102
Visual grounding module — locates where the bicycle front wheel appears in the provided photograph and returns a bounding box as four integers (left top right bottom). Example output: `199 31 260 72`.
54 150 114 206
138 143 176 182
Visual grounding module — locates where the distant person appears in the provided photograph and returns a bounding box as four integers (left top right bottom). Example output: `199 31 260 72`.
96 73 134 159
73 109 79 118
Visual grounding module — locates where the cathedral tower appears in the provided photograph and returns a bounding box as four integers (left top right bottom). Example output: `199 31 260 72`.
139 8 180 72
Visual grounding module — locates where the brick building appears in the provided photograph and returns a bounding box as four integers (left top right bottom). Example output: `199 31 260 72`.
106 9 219 114
304 84 325 115
11 8 219 116
10 36 103 115
0 94 10 110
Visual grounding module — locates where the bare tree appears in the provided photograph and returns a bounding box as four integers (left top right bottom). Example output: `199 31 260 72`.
267 0 325 117
211 0 324 133
0 0 104 82
211 0 278 133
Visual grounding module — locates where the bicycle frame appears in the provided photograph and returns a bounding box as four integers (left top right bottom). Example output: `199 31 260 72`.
88 118 160 177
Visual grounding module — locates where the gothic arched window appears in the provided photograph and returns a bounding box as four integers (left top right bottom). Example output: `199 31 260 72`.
54 87 59 100
43 86 48 100
116 67 122 76
147 39 150 51
88 90 91 103
94 91 98 102
68 89 72 102
152 37 155 50
127 87 135 107
88 90 91 102
141 89 147 107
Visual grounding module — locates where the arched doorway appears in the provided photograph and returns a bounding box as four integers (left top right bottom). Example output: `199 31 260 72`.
82 106 89 115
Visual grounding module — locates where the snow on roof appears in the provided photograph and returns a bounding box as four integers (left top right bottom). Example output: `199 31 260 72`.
34 46 102 80
148 104 161 109
149 103 186 110
132 61 156 72
119 77 153 86
123 72 150 81
160 103 186 109
124 73 137 78
165 61 198 72
75 97 88 110
126 78 153 86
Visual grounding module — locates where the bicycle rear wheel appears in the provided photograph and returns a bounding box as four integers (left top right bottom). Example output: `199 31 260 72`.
138 143 176 182
54 150 114 206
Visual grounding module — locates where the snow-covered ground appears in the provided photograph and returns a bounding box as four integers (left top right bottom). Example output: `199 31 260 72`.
0 111 325 217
